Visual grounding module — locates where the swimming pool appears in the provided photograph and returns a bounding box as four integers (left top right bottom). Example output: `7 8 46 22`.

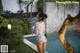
25 26 80 53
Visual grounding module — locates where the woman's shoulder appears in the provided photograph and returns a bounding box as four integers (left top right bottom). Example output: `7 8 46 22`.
36 21 45 26
36 21 44 24
36 22 40 25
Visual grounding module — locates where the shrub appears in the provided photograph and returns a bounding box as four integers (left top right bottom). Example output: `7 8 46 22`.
0 16 32 51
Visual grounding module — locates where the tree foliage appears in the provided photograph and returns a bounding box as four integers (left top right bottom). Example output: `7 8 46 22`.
0 16 32 51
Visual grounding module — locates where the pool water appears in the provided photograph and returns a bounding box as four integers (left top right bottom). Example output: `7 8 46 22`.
26 28 80 53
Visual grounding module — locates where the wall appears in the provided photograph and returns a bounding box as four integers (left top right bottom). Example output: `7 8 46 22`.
1 0 20 13
1 0 38 13
46 2 79 34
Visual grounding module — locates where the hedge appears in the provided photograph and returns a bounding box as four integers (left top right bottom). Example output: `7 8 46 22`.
0 16 32 52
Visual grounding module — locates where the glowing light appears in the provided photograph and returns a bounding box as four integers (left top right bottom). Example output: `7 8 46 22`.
7 24 11 30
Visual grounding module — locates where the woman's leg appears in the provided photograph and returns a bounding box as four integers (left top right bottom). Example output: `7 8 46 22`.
42 42 46 53
37 42 43 53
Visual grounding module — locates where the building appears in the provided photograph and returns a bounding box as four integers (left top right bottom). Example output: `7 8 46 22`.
1 0 38 13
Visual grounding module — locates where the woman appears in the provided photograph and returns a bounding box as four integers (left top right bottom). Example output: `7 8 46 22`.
58 14 74 53
33 13 47 53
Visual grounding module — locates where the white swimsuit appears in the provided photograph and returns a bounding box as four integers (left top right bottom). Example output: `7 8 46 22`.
37 33 47 43
35 21 47 43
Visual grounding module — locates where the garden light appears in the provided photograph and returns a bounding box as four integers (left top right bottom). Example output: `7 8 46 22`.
7 24 11 30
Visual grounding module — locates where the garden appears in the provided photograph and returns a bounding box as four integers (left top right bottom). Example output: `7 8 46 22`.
0 15 37 53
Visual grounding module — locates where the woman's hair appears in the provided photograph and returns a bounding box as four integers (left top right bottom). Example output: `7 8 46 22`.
58 14 74 34
38 12 47 21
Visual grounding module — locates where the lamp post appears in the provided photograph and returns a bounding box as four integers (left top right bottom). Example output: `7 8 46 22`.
18 0 22 12
44 0 47 53
30 0 34 18
43 0 47 37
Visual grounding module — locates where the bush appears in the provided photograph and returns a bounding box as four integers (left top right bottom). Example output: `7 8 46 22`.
0 16 32 51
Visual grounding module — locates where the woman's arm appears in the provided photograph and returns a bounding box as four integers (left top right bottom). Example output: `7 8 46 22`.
36 26 39 35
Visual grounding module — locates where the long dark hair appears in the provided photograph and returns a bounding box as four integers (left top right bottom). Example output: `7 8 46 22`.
38 12 47 21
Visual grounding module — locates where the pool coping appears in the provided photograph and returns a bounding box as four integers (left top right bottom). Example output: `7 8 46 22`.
23 34 48 53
